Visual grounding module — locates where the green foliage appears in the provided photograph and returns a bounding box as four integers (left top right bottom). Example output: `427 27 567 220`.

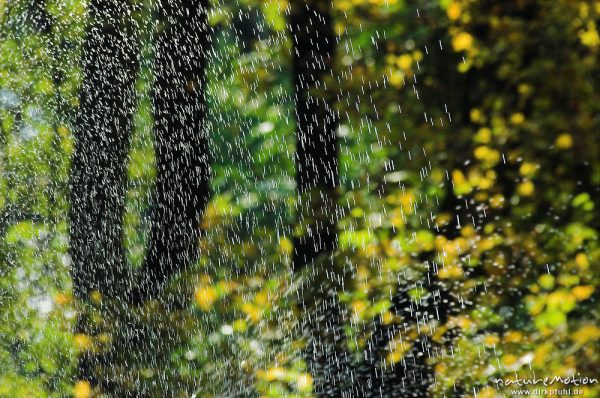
0 0 598 397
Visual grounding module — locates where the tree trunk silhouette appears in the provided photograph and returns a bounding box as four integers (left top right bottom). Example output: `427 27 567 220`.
288 1 348 396
290 0 339 270
69 0 138 306
68 0 139 388
133 0 211 303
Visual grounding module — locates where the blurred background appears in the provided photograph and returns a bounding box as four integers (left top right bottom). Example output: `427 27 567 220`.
0 0 599 397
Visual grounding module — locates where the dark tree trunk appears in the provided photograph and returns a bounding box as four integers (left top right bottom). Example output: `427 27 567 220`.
288 2 349 396
133 0 211 303
68 0 140 388
290 0 339 270
69 0 139 303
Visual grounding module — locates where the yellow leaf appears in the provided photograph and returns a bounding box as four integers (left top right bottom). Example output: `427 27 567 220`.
489 194 504 209
580 22 600 47
74 334 92 352
510 113 525 125
297 373 313 392
89 290 102 304
519 162 537 177
447 2 461 20
255 291 269 306
573 285 594 301
502 354 518 367
503 331 523 343
381 311 395 325
278 237 293 255
54 292 71 306
452 169 472 195
573 325 600 345
352 300 367 319
195 286 217 311
398 191 414 212
57 125 70 137
386 341 411 364
390 209 405 227
396 54 412 70
242 302 262 322
265 366 285 381
483 334 500 346
478 387 498 398
555 133 573 149
470 108 482 122
475 127 492 143
517 181 534 197
575 253 589 271
438 264 463 279
389 70 404 88
233 319 247 333
474 146 500 165
452 32 474 51
73 381 92 398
